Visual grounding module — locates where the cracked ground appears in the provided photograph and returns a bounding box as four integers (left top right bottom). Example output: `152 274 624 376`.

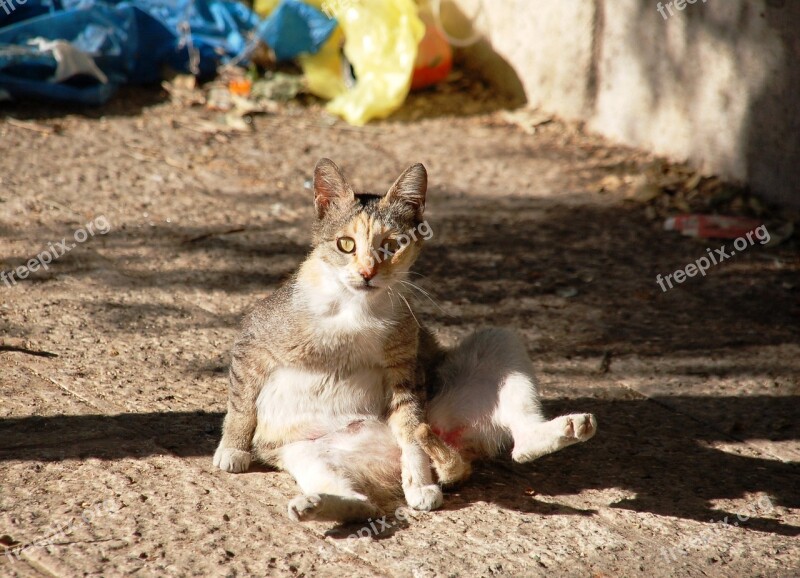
1 85 798 577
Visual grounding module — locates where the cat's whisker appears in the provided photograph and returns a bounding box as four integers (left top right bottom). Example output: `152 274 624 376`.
398 281 436 307
397 271 434 290
397 284 440 313
386 286 397 314
398 293 421 328
397 279 448 316
399 279 438 304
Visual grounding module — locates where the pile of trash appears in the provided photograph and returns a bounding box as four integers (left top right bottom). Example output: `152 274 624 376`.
604 160 797 246
0 0 466 125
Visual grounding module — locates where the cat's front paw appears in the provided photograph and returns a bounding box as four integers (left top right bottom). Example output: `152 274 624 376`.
213 447 251 473
404 484 443 511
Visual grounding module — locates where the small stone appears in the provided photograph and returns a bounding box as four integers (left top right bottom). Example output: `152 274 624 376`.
556 287 579 298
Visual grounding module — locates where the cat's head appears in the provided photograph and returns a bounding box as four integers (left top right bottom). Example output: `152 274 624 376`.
306 158 431 297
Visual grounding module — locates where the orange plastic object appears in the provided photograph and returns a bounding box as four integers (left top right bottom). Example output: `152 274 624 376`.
228 78 252 97
663 214 764 239
411 16 452 90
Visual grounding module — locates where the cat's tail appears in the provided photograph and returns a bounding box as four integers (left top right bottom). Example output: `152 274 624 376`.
415 423 471 485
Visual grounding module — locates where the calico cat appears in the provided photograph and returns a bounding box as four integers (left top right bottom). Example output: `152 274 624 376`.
213 158 597 522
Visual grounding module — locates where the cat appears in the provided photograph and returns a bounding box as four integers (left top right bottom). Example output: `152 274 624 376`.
213 158 597 523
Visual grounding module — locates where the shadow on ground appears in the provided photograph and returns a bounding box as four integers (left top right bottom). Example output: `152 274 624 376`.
1 393 798 536
0 86 168 121
2 193 798 349
2 162 798 546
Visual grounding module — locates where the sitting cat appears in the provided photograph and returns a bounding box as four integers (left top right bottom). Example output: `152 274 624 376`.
213 158 597 522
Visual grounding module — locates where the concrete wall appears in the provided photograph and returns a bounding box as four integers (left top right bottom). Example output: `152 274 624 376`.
444 0 800 207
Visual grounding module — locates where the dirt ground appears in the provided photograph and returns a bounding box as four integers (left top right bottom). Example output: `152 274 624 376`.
1 80 798 578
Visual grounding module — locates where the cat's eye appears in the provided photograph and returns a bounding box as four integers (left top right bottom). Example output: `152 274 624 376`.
382 238 401 254
336 237 356 254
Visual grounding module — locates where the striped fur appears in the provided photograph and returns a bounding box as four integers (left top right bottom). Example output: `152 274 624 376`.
213 159 597 523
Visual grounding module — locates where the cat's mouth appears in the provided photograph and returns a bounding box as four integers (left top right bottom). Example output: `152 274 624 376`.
354 283 380 293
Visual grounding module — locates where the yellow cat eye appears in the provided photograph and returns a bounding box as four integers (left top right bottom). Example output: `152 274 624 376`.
336 236 356 254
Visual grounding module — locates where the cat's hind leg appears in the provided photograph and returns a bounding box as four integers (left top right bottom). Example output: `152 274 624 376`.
509 412 597 463
280 441 381 523
428 328 597 465
276 421 402 523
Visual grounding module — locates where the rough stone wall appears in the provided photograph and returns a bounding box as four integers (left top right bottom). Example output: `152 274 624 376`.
445 0 799 207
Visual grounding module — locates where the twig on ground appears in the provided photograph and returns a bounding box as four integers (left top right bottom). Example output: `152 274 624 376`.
184 227 247 243
0 345 58 358
7 118 61 135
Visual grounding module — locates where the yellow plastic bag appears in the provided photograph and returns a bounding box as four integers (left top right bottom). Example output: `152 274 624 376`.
298 26 346 101
253 0 280 17
301 0 424 125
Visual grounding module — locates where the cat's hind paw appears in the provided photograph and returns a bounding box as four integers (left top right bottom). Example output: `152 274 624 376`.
562 413 597 442
288 494 322 522
404 484 443 511
511 413 597 463
213 447 251 473
287 494 380 522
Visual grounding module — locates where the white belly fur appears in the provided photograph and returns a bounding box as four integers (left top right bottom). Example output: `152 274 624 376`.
255 366 388 445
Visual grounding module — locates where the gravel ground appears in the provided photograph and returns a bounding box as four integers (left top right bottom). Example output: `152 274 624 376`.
1 83 798 578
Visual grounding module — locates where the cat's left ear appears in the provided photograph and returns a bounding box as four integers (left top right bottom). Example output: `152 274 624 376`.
381 163 427 220
314 158 354 218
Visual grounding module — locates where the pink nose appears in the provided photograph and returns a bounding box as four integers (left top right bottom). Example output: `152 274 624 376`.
359 268 377 281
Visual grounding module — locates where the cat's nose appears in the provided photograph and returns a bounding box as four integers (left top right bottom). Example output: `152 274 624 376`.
359 267 377 281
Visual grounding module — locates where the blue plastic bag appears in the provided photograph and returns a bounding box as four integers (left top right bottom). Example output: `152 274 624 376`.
0 0 261 104
255 0 336 62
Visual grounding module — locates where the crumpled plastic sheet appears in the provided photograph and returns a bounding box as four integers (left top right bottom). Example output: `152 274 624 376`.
0 0 260 104
255 0 336 62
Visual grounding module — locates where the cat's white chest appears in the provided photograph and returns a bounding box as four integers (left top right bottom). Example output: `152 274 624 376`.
308 299 391 352
296 269 396 360
256 366 388 443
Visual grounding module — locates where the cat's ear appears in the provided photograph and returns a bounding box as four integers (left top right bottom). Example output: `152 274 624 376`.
314 158 354 218
381 163 427 219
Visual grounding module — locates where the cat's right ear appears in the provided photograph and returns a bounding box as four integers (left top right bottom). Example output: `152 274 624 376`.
313 158 353 219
